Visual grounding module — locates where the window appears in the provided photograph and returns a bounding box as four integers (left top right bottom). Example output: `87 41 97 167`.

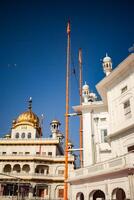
36 152 40 155
121 85 127 94
19 152 23 155
101 129 107 143
48 152 52 156
12 152 17 155
2 152 6 155
25 152 30 155
100 118 106 122
58 189 64 198
58 170 64 175
124 100 130 109
21 132 25 138
15 132 19 139
123 100 131 119
42 152 46 155
28 132 31 138
128 145 134 152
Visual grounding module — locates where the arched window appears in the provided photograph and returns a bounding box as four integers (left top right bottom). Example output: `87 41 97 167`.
13 164 21 173
35 165 49 174
89 190 105 200
22 164 30 173
112 188 126 200
21 132 25 139
3 164 11 173
76 192 84 200
15 132 19 139
28 132 31 138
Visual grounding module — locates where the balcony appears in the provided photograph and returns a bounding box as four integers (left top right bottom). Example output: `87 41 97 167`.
69 152 134 182
0 172 64 181
0 138 59 145
0 154 74 162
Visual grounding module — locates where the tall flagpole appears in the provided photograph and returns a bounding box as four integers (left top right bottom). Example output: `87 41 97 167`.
79 48 83 167
64 21 71 200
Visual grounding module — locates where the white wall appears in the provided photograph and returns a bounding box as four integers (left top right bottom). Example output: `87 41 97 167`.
107 66 134 157
11 125 36 139
107 69 134 135
82 105 111 167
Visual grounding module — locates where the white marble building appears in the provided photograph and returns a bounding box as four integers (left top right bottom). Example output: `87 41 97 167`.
68 53 134 200
0 98 75 199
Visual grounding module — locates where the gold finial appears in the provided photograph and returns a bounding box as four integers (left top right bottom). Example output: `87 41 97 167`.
28 97 32 111
67 20 71 34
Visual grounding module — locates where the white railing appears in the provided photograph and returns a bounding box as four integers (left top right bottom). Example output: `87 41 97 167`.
0 138 56 141
69 152 134 179
0 172 64 179
0 197 62 200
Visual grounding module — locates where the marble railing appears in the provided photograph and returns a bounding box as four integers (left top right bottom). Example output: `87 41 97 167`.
69 152 134 179
0 172 64 180
0 154 74 161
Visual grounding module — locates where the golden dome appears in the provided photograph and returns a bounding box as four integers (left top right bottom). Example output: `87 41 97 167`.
12 110 40 129
12 98 41 130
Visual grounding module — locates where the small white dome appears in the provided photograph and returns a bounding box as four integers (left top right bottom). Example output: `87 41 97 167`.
82 82 89 90
103 53 112 62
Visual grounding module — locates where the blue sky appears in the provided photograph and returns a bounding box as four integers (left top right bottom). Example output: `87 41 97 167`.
0 0 134 155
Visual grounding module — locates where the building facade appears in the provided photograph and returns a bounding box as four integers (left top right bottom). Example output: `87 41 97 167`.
68 53 134 200
0 99 75 199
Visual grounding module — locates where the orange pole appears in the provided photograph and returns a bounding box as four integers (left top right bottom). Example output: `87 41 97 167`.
64 21 70 200
79 48 83 167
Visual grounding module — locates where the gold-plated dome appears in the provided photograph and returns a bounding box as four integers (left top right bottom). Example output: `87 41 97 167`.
12 98 40 129
16 110 39 127
12 110 40 129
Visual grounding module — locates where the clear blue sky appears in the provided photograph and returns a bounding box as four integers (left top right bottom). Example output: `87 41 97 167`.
0 0 133 152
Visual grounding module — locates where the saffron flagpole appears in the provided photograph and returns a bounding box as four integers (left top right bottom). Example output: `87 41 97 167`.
79 48 83 167
64 21 71 200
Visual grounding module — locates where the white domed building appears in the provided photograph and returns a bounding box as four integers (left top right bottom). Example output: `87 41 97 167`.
0 99 75 199
68 53 134 200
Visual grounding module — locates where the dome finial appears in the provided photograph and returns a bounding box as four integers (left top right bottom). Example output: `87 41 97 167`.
28 97 32 111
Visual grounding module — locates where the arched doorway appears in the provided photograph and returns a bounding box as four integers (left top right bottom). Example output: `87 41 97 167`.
34 184 49 198
112 188 126 200
89 190 105 200
76 192 84 200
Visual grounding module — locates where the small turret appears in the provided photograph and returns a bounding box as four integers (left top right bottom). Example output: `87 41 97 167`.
82 82 90 103
50 119 62 139
68 140 74 155
102 53 112 76
88 92 97 102
82 82 97 103
57 132 64 143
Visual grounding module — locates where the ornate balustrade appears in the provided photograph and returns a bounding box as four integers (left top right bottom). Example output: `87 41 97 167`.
69 152 134 181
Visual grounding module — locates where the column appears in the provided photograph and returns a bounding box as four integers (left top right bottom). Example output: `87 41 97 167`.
28 184 34 198
128 173 134 200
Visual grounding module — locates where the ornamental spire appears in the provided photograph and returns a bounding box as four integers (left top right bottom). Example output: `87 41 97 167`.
28 97 32 111
67 20 71 35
